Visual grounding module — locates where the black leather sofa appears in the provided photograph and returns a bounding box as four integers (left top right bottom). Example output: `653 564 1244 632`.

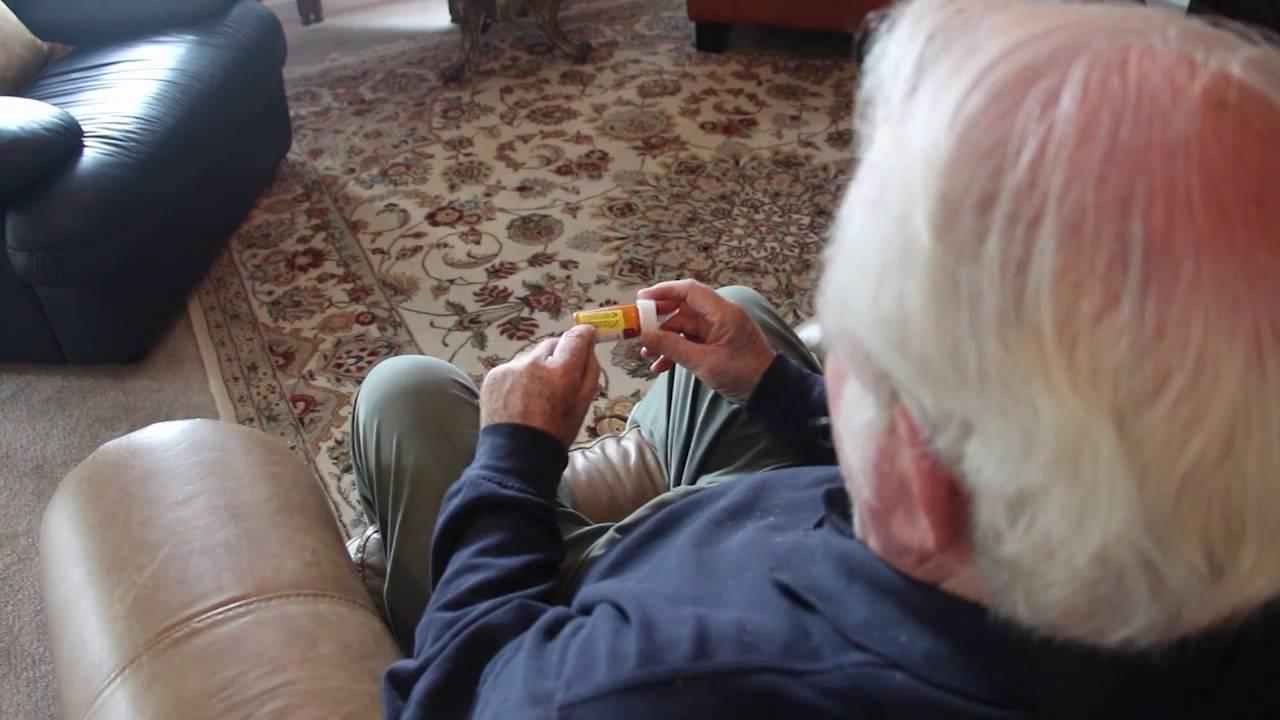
1 0 291 363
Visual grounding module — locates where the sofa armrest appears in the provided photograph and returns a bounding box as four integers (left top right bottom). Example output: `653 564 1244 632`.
41 420 399 720
0 97 81 202
7 0 240 45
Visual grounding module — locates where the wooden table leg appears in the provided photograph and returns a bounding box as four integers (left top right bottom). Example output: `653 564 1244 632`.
532 0 592 62
297 0 324 26
443 0 589 82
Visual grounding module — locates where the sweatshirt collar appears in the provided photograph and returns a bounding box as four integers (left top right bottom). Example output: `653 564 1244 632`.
768 486 1270 717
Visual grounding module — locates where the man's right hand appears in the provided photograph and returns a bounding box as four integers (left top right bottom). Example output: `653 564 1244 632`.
637 280 776 404
480 324 600 448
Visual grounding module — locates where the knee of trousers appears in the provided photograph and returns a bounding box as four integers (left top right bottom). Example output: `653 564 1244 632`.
716 285 773 320
354 355 476 433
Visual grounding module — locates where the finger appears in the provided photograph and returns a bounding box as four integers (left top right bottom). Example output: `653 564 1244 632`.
514 336 557 362
650 299 682 316
637 280 699 316
650 356 674 374
577 347 601 405
638 328 705 370
654 312 701 340
640 343 685 361
637 279 723 317
636 278 703 303
537 336 560 357
551 323 596 372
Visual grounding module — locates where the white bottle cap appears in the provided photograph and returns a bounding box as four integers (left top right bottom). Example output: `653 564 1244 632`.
637 298 659 334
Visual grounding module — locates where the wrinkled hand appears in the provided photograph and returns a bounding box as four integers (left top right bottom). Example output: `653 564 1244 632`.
638 280 775 404
481 324 600 448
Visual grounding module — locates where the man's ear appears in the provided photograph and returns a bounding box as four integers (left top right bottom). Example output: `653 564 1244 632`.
891 404 973 563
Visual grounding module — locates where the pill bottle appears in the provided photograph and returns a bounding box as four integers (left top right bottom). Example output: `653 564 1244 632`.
572 299 670 344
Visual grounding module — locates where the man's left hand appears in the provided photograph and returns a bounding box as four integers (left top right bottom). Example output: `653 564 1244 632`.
480 324 600 448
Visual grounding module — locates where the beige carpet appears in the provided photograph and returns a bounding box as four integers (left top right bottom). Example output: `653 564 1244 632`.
0 317 217 720
195 0 857 537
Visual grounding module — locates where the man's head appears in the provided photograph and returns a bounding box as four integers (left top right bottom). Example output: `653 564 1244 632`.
818 0 1280 650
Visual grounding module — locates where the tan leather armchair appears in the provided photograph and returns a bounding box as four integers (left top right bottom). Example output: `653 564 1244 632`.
688 0 891 51
40 420 669 719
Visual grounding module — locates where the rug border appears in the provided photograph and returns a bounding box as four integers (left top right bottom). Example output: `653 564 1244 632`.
187 294 237 422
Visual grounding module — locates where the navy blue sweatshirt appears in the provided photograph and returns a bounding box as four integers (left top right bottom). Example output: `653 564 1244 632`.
383 355 1280 719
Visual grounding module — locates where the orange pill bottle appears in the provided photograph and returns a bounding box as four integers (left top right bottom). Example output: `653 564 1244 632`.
572 299 666 344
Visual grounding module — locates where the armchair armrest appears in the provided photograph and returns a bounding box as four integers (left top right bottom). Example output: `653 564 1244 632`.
41 420 398 720
6 0 241 46
0 97 81 202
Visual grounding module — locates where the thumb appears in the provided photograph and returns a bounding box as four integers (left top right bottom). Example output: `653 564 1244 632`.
551 323 596 373
639 328 708 372
577 346 601 406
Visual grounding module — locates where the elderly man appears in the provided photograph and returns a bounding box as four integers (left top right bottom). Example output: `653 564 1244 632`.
352 0 1280 717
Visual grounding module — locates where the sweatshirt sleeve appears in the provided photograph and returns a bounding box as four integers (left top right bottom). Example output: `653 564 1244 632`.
381 422 572 720
744 354 836 466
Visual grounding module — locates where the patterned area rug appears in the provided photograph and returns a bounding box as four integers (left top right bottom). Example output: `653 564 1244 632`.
193 0 858 536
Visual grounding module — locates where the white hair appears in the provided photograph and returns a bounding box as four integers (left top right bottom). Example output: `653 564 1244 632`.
819 0 1280 649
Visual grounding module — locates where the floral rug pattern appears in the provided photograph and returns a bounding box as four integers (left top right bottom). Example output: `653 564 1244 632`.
195 0 857 535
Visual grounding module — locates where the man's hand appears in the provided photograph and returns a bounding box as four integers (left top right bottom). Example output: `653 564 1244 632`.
481 324 600 448
637 280 776 404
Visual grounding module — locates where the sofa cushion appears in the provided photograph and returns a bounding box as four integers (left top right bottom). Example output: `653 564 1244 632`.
0 97 82 200
4 0 287 287
0 1 47 93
